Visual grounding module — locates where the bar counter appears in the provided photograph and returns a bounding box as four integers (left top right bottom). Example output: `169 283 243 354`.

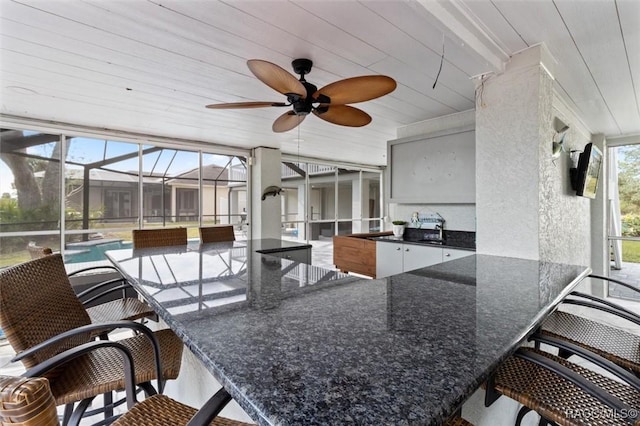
106 240 590 426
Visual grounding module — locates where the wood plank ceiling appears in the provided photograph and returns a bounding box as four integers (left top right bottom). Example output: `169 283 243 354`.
1 0 638 166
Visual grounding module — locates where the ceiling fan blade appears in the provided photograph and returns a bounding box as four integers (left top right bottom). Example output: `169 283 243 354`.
206 101 287 109
314 75 396 105
313 105 371 127
272 111 305 133
247 59 306 97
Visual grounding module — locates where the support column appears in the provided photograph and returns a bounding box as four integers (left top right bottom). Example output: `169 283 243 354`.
476 43 592 266
351 175 370 234
590 134 608 297
250 147 282 239
475 45 552 260
297 183 306 240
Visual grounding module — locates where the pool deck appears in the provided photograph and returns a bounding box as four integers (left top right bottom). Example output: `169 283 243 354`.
610 260 640 299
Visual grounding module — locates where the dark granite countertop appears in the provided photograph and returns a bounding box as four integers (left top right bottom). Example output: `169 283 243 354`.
250 238 313 254
107 243 588 426
371 228 476 251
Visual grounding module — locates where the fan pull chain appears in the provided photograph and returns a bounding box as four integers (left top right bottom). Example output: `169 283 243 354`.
433 33 445 89
297 116 301 163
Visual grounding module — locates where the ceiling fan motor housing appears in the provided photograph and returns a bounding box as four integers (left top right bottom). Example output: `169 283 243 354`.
289 81 319 116
291 58 313 77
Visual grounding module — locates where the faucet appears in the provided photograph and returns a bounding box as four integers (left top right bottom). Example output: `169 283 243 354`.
435 223 444 241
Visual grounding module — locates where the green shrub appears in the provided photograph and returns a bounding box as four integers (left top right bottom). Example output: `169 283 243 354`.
0 197 20 222
622 214 640 237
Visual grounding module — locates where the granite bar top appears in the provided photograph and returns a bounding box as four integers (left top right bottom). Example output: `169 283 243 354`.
250 238 313 254
107 243 589 426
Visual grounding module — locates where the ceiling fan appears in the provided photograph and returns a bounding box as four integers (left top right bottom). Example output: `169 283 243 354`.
206 58 397 133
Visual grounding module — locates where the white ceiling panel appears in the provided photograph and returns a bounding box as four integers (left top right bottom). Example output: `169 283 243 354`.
459 0 529 54
617 0 640 125
363 0 492 77
1 0 638 166
490 0 623 134
554 0 639 134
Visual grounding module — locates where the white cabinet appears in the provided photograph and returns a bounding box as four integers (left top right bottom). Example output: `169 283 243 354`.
403 244 443 272
376 242 443 278
376 242 404 278
442 248 474 262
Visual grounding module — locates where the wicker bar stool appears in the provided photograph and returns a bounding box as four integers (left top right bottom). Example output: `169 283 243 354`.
27 241 53 259
132 227 188 249
25 242 156 325
486 335 640 426
0 375 59 425
444 416 474 426
0 375 253 426
112 394 472 426
199 225 236 243
538 274 640 377
1 374 473 426
0 254 184 426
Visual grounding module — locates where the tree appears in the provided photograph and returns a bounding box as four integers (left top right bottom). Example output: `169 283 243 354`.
617 145 640 216
1 152 42 211
0 130 63 222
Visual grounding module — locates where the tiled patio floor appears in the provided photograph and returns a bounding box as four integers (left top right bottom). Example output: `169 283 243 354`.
610 260 640 299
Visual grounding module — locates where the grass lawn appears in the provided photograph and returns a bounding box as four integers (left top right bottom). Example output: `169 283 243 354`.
623 240 640 263
0 223 209 268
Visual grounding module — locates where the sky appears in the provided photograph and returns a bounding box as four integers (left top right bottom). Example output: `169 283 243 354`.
0 134 240 197
0 162 12 196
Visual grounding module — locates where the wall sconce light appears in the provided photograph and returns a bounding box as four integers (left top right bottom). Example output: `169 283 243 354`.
552 118 569 159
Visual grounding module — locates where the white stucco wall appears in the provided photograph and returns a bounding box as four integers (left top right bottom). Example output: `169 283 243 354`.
476 44 591 266
475 63 543 260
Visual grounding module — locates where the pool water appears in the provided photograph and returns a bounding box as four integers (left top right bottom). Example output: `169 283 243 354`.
65 240 133 264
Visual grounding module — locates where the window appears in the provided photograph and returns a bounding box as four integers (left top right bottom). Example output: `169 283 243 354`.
0 129 62 267
0 126 248 267
201 154 247 232
105 190 132 218
280 159 383 267
608 143 640 300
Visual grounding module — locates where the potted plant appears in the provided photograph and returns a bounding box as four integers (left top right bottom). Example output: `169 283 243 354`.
392 220 407 237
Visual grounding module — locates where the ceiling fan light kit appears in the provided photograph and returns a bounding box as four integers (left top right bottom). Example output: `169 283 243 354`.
206 58 397 133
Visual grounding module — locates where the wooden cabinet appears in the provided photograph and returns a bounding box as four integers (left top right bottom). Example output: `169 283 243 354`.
376 242 444 278
333 234 380 277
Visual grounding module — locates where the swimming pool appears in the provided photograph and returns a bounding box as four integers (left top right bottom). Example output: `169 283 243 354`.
64 239 132 264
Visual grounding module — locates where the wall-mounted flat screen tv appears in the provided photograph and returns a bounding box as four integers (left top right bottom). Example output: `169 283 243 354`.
572 143 603 199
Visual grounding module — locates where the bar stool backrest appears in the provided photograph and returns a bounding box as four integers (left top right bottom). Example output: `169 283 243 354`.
0 254 92 369
132 228 187 249
199 226 235 243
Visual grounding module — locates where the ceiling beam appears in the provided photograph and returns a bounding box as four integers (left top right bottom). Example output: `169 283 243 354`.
283 162 306 178
412 0 510 75
606 134 640 147
0 131 67 154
